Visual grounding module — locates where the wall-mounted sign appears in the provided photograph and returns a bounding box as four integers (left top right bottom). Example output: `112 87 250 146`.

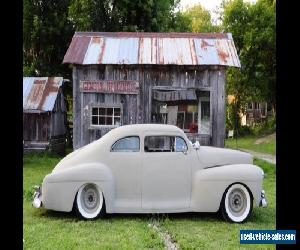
80 80 139 94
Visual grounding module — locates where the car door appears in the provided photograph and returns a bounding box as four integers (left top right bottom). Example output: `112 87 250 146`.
107 136 142 211
142 133 192 210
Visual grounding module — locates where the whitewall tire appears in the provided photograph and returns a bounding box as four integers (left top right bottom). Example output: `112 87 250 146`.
221 183 253 223
75 183 105 220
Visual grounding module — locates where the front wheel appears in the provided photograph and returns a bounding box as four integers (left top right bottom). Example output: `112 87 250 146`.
74 183 105 220
220 183 253 223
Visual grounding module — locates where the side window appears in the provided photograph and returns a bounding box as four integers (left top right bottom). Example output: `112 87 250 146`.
175 137 188 152
144 136 177 152
111 136 140 152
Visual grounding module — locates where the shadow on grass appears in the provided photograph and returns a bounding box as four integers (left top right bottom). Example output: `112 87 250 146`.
37 209 222 223
35 207 271 225
38 209 76 221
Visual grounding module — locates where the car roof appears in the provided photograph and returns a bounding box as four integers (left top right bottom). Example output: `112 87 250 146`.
96 124 188 149
111 124 182 134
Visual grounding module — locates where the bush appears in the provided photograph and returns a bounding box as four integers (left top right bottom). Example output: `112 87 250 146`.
253 116 276 136
237 125 253 137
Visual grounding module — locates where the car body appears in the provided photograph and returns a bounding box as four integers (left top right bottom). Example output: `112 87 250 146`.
33 124 267 222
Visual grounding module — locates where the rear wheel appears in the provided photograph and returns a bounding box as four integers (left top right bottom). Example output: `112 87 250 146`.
221 183 253 223
75 183 105 220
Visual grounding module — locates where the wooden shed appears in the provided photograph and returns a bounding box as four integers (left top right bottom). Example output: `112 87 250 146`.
63 32 240 149
23 77 67 154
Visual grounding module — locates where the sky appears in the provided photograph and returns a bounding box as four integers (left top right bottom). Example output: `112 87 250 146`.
179 0 257 24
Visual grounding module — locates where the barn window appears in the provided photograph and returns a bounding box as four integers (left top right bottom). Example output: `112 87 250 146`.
91 106 121 126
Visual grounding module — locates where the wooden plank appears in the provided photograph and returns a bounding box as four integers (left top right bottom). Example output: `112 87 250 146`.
134 67 141 124
144 69 150 123
216 70 226 147
72 66 81 149
138 68 144 123
203 69 210 87
210 69 226 147
210 70 219 147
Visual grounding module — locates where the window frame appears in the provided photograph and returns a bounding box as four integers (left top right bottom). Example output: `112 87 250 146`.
89 103 122 129
176 109 198 132
175 136 188 152
110 136 140 152
198 95 211 135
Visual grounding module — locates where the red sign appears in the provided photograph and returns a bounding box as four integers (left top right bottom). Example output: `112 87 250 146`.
80 80 139 94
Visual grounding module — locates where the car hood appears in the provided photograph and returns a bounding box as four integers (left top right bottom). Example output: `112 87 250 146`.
196 146 253 168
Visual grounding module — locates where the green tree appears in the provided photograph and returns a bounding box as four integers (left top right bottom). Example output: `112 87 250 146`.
221 0 276 129
246 0 276 112
23 0 194 77
168 11 191 32
68 0 181 32
23 0 74 78
182 4 220 33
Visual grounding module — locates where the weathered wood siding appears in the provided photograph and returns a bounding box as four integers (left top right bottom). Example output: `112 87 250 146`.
210 70 226 147
23 113 51 142
23 87 67 154
73 65 226 149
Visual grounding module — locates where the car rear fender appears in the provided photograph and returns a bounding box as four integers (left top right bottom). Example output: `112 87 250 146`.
42 163 115 212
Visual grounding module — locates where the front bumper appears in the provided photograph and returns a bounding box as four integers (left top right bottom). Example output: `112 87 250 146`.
259 190 268 207
32 186 42 208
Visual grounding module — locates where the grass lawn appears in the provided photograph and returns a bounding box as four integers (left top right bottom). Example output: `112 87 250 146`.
225 134 276 156
24 154 275 249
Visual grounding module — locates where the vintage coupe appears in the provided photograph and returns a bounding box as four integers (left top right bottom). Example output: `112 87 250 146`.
33 124 267 223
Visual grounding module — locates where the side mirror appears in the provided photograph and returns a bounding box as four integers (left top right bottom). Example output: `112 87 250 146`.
192 141 200 150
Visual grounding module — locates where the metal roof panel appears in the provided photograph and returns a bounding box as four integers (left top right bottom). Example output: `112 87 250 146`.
63 32 240 67
23 77 64 112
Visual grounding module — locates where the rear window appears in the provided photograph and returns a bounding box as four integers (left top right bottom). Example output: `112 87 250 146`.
111 136 140 152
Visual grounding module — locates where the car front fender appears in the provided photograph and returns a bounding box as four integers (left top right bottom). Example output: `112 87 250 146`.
191 164 264 212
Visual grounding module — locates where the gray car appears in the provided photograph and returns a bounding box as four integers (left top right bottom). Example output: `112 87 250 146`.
33 124 267 223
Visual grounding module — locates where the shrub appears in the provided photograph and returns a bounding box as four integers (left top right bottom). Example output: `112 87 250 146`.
237 125 253 137
253 116 276 136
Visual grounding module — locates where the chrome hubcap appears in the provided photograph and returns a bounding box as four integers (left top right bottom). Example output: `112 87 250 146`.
80 184 100 213
228 188 247 216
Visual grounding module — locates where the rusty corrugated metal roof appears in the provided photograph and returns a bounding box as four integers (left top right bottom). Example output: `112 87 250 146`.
63 32 240 67
23 77 64 112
